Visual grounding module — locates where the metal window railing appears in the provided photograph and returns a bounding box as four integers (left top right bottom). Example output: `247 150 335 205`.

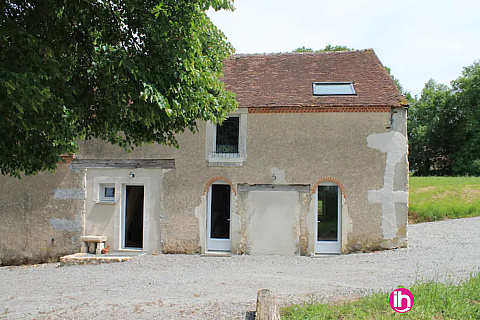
211 152 241 158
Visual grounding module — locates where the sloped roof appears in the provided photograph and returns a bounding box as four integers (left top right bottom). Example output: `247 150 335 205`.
222 49 407 108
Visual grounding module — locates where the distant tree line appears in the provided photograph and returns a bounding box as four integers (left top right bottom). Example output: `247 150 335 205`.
407 61 480 176
293 45 353 53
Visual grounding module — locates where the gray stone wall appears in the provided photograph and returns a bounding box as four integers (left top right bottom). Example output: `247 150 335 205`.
0 164 84 265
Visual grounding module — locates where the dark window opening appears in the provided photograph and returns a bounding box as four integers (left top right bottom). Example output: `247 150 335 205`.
317 186 339 241
215 117 239 155
210 184 231 239
104 187 115 198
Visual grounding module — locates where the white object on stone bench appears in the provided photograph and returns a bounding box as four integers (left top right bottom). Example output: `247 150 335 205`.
80 236 107 255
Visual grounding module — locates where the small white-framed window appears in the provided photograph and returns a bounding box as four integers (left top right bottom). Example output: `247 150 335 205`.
99 184 115 203
313 82 356 96
207 111 247 167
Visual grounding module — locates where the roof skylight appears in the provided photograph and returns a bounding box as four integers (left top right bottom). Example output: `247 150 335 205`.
313 82 356 96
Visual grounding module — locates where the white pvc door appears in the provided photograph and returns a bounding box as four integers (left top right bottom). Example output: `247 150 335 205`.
315 183 341 254
207 184 231 252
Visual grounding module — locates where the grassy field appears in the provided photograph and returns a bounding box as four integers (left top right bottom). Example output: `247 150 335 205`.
282 273 480 319
409 176 480 223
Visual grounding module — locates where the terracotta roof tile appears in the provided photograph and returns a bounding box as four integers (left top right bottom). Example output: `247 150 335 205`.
222 49 406 108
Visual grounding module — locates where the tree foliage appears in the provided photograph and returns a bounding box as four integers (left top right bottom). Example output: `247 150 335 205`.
0 0 237 177
408 80 452 175
293 44 353 53
409 61 480 176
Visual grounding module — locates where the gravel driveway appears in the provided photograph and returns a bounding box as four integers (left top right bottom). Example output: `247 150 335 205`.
1 217 480 319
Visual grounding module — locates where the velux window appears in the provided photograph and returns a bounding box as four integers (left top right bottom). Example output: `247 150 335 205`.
215 117 239 156
313 82 356 96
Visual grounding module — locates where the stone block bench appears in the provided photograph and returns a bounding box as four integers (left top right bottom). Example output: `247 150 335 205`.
80 236 107 255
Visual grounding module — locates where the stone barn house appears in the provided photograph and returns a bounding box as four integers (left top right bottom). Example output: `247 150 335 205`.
0 49 409 264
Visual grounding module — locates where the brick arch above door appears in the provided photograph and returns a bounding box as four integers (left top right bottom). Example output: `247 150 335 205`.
202 176 237 196
311 177 346 197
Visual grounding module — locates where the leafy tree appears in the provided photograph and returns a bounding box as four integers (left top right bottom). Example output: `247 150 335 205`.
408 80 452 175
449 61 480 175
408 61 480 176
293 44 353 53
322 44 352 52
1 0 237 177
293 46 314 53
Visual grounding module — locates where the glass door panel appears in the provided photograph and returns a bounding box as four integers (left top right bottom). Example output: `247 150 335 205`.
315 185 341 254
207 184 231 251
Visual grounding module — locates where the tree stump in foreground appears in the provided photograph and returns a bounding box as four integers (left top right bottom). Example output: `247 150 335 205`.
256 289 280 320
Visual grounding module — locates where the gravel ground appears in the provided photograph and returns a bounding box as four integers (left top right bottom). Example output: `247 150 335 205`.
1 217 480 319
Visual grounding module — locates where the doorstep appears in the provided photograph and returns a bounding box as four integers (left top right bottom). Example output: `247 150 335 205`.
59 252 146 266
200 252 232 257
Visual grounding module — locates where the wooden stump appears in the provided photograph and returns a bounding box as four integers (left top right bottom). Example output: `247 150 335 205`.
256 289 280 320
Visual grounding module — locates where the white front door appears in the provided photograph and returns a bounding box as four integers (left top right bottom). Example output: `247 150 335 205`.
315 183 341 254
207 184 231 252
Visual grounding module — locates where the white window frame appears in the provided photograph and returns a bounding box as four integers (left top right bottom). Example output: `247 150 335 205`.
98 183 116 203
206 110 247 167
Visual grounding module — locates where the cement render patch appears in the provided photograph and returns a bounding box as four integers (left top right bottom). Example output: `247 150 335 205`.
50 218 82 232
367 131 408 240
1 217 479 320
53 189 85 200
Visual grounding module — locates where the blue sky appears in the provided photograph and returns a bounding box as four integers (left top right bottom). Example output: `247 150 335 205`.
208 0 480 96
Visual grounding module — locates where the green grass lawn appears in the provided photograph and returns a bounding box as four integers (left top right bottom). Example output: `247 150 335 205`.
282 273 480 319
409 176 480 223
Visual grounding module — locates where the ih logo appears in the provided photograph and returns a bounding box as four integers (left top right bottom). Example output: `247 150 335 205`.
389 288 414 313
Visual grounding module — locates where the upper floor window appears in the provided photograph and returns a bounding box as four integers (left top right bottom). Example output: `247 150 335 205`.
207 112 247 166
313 82 356 96
215 117 239 157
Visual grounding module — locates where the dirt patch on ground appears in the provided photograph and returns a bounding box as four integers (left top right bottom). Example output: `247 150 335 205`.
462 188 480 202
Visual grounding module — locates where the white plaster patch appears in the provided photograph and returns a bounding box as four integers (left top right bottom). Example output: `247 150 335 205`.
341 195 352 252
367 131 408 240
194 195 207 253
53 189 85 200
270 167 287 184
